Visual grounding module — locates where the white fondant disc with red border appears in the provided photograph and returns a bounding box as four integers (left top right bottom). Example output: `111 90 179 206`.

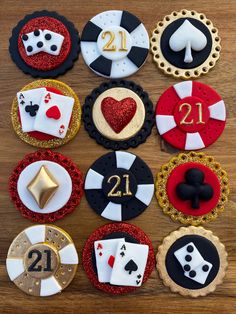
155 81 226 150
9 150 83 223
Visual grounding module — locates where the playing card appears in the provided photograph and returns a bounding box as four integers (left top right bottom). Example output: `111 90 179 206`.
42 30 64 56
17 88 47 132
174 242 204 271
110 241 149 287
94 238 125 283
184 260 213 285
33 91 74 138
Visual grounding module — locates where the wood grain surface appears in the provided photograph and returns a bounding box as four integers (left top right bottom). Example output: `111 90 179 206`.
0 0 235 313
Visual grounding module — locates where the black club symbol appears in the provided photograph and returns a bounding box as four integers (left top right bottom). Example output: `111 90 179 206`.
176 168 214 209
25 101 39 117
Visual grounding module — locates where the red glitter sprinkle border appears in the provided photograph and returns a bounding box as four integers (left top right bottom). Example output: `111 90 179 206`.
82 222 155 294
9 150 83 223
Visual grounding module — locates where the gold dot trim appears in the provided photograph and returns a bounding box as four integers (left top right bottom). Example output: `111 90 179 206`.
150 9 221 79
11 80 81 148
155 151 230 225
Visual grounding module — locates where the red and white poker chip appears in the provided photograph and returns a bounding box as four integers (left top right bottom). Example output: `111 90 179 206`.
82 223 155 294
9 150 83 223
167 162 221 216
155 81 226 150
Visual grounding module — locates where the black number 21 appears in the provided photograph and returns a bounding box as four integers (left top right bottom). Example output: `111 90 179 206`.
28 249 52 272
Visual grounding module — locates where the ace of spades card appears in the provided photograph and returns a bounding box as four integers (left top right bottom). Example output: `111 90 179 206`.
34 91 74 138
17 88 47 132
110 241 149 287
94 238 125 283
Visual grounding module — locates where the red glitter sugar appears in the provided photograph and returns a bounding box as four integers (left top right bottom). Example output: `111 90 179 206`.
9 150 83 223
101 97 137 133
18 16 71 71
82 222 155 295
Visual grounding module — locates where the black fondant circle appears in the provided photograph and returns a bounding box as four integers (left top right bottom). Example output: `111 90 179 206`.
85 151 154 221
160 18 212 69
165 235 220 290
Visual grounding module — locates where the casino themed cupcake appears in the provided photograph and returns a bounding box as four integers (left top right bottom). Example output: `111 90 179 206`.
156 151 229 225
155 81 226 150
9 10 80 77
83 80 154 150
157 226 228 297
9 150 83 223
84 151 154 221
11 79 81 148
82 223 155 294
150 9 221 79
6 225 78 296
81 10 149 78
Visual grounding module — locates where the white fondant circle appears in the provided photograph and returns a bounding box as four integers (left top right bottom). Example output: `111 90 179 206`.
81 10 149 79
17 160 72 214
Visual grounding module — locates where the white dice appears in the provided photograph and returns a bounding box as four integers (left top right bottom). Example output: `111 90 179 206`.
22 29 45 56
22 29 64 56
174 242 212 285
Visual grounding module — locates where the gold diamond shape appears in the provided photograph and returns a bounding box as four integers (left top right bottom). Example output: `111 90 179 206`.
27 165 59 209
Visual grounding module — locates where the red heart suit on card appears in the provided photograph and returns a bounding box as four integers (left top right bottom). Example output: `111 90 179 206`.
101 97 137 133
46 106 61 120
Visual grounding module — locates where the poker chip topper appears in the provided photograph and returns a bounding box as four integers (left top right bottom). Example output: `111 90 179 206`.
83 80 154 150
81 10 149 78
9 10 80 77
82 222 155 294
156 151 229 225
85 151 154 221
11 79 81 148
155 81 226 150
6 225 79 296
157 226 228 297
9 150 83 223
150 9 221 79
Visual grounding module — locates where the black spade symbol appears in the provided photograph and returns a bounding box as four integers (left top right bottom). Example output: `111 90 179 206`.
25 102 39 117
124 259 138 275
176 168 213 209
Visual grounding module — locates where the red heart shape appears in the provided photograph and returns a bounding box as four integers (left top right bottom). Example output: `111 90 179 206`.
101 97 137 133
46 106 61 120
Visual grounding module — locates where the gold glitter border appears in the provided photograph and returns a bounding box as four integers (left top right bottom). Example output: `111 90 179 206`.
7 224 78 296
11 80 81 148
150 9 221 79
156 226 228 297
155 151 229 225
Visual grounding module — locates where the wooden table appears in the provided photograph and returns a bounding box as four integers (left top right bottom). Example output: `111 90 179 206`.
0 0 235 313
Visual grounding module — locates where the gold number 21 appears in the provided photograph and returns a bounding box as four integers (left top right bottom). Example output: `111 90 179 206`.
179 102 205 125
102 31 128 52
107 174 132 197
